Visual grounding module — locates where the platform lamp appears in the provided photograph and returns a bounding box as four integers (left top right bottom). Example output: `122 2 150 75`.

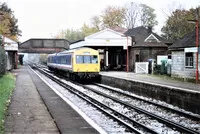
187 8 199 83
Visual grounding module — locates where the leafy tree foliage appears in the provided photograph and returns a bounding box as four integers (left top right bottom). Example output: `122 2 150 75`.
91 16 101 31
54 24 99 41
140 4 158 28
0 2 21 41
101 6 126 28
81 23 99 37
161 7 199 41
54 28 82 41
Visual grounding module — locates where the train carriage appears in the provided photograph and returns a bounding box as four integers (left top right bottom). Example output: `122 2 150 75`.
47 47 100 80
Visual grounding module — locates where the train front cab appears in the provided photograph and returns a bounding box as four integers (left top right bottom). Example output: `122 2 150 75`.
72 48 100 79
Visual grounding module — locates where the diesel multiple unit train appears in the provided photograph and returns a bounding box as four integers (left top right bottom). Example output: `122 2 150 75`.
47 47 100 80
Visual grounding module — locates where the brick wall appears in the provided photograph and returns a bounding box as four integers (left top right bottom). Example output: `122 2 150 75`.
129 47 167 72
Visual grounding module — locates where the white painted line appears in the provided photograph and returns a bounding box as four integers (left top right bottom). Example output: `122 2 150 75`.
29 67 108 134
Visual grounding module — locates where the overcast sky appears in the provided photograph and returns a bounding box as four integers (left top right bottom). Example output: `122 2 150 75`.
2 0 200 42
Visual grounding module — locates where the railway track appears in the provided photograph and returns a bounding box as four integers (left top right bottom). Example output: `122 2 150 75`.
32 65 200 134
89 83 200 121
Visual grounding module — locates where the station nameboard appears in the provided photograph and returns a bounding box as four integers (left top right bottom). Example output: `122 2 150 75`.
184 47 197 53
4 43 18 51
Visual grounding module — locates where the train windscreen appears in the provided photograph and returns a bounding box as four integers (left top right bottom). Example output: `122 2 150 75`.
76 55 98 64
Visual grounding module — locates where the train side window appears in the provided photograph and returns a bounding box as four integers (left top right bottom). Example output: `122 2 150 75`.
66 55 71 65
61 56 66 64
57 56 61 64
53 56 56 63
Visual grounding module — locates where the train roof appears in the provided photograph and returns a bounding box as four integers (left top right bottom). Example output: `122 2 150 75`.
48 47 96 56
59 47 96 54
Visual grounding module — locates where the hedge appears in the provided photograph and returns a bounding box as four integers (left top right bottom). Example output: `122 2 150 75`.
0 46 6 76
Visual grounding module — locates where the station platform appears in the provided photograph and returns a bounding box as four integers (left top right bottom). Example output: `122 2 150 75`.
4 66 59 133
100 71 200 92
4 66 100 134
100 71 200 114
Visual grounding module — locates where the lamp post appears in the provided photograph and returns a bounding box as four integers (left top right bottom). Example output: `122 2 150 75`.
188 10 199 83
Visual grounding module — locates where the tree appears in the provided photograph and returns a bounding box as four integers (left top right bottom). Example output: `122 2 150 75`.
54 24 99 41
81 23 99 37
101 5 126 28
124 2 140 29
161 7 199 41
0 2 21 41
91 16 101 31
64 29 83 41
140 4 158 28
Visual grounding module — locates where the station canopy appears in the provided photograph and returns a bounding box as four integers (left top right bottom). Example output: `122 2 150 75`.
70 28 132 50
19 38 70 54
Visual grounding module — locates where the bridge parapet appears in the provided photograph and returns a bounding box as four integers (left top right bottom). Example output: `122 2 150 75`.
19 38 70 53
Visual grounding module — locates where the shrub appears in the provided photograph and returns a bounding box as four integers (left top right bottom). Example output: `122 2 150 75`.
0 46 6 76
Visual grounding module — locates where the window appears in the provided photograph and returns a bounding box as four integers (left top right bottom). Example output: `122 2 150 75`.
76 55 98 64
136 54 139 62
61 56 66 64
53 57 56 63
91 55 98 63
185 53 193 68
76 55 83 63
84 55 90 63
66 55 71 65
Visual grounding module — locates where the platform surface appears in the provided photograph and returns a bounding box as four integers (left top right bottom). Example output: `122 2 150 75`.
100 71 200 92
4 66 59 133
5 66 100 134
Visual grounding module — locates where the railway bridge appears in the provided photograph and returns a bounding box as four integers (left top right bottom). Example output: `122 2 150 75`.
4 38 70 70
19 38 69 54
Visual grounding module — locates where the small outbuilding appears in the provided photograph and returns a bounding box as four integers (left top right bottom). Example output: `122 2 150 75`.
169 29 200 80
3 37 19 70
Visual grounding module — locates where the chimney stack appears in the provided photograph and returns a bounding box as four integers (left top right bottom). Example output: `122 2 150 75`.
147 26 152 33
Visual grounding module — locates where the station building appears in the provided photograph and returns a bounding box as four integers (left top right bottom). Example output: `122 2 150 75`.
70 26 171 72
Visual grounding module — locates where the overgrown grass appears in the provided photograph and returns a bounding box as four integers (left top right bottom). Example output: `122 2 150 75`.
0 73 15 133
